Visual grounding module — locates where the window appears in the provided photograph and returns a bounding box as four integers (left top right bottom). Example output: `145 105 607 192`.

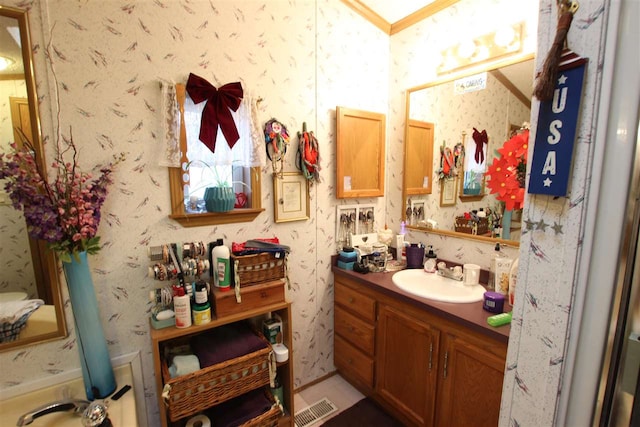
168 84 263 227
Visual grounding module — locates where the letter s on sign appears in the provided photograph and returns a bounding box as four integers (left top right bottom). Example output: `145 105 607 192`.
547 120 562 145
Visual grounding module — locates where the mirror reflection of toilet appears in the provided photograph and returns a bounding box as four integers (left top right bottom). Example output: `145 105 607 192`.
0 292 28 303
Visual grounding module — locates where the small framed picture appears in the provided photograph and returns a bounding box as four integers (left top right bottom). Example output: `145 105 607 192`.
440 177 457 207
273 172 310 223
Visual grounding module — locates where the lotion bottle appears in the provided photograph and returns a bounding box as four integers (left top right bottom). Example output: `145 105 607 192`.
212 242 231 291
487 243 501 291
173 286 191 328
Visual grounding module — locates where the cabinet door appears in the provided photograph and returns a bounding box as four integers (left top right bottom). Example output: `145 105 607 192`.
336 106 386 198
435 332 506 427
376 304 440 427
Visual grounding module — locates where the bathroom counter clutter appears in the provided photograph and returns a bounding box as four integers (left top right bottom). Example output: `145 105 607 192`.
332 264 510 343
0 364 137 427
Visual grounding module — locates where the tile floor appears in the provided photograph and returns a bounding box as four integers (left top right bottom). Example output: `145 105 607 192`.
293 374 364 425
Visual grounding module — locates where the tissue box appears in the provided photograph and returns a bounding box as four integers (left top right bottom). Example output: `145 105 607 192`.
262 316 283 344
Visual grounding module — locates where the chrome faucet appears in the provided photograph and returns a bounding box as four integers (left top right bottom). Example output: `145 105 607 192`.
16 399 90 426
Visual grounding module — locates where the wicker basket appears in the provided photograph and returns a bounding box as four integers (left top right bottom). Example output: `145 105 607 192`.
454 216 489 235
232 252 286 287
161 334 273 422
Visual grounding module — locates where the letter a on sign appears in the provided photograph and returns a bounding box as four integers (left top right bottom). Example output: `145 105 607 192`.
528 50 587 196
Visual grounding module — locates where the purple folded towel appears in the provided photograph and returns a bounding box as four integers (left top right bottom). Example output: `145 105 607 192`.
207 388 273 427
190 322 268 368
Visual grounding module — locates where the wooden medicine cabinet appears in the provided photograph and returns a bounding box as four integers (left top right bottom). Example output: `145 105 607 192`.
404 119 434 196
336 107 386 198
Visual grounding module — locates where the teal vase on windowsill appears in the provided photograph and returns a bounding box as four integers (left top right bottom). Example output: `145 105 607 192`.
204 186 235 212
62 251 117 400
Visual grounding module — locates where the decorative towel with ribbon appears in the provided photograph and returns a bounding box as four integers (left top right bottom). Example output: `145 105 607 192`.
186 73 243 153
472 127 488 164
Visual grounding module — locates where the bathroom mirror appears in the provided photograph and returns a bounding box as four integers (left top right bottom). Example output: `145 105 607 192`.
402 53 534 244
0 5 67 351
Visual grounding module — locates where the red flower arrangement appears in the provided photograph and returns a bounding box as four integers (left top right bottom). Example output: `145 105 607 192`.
486 129 529 211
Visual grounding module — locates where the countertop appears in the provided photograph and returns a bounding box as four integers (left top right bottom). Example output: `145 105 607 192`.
0 364 137 427
332 265 511 344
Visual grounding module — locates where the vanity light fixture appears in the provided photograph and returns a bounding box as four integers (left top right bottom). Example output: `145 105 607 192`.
437 22 524 75
0 55 14 71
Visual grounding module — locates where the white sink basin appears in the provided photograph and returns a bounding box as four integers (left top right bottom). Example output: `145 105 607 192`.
392 269 486 303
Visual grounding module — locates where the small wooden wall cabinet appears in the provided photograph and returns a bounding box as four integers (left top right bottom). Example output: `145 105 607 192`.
151 281 293 427
334 272 507 427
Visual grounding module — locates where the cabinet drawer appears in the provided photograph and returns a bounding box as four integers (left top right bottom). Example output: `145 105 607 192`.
335 281 376 322
335 306 375 354
335 334 374 388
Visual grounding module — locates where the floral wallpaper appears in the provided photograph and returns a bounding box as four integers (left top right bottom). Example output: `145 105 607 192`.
0 0 388 424
0 0 615 426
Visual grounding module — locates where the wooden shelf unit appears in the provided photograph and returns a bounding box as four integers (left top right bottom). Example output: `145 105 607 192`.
151 300 294 427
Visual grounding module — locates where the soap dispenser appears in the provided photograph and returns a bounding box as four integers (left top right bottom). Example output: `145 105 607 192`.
424 246 437 273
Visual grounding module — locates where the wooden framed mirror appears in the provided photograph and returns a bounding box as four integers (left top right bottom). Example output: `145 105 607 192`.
0 5 67 351
402 53 534 245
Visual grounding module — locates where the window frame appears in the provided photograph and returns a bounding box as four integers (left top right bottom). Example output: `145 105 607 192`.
168 83 263 227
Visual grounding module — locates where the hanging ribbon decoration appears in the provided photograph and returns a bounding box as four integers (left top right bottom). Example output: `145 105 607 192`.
533 0 579 101
264 118 290 175
296 122 320 183
472 127 488 164
185 73 243 153
441 144 454 177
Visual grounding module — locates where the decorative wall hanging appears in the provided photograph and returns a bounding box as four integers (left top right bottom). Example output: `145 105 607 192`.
264 118 290 176
296 122 320 184
185 73 243 153
528 49 587 196
528 1 585 197
273 172 309 223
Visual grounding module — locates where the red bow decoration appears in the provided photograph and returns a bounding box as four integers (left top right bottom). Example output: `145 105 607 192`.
186 73 243 153
472 128 488 164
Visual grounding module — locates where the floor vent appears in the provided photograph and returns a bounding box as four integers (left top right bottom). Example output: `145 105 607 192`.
294 397 338 427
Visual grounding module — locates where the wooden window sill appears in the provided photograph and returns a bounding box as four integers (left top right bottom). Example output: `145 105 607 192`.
169 208 264 227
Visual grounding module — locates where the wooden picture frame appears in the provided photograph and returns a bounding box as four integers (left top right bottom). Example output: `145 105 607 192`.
440 177 457 206
273 172 310 223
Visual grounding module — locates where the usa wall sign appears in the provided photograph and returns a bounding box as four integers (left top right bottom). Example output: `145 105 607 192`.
528 52 588 196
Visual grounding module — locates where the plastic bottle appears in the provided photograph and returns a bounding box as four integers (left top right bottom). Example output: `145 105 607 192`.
173 287 191 328
212 243 231 291
424 246 437 273
487 243 501 291
192 280 211 325
508 257 519 306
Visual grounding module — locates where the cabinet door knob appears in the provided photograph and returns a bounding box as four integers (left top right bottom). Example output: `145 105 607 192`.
349 297 355 304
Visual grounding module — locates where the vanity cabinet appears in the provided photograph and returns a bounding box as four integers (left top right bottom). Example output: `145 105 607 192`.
334 276 376 393
333 270 507 427
150 296 294 427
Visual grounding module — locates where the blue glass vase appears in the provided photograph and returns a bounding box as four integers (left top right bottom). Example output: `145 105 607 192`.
62 251 117 400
